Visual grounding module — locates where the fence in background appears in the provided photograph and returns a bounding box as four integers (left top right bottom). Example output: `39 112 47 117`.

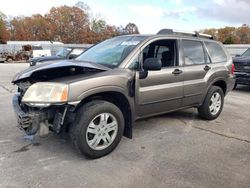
224 44 250 57
0 43 249 57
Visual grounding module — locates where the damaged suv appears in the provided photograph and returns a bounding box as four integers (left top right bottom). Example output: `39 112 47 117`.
12 29 235 158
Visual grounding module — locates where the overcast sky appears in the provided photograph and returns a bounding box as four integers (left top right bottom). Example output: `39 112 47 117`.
0 0 249 34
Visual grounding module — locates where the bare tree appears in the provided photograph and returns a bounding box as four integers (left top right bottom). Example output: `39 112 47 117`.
124 23 139 34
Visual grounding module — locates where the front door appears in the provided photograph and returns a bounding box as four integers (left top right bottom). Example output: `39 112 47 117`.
135 39 184 118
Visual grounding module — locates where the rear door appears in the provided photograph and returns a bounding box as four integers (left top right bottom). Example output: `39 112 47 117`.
181 39 210 106
135 39 184 118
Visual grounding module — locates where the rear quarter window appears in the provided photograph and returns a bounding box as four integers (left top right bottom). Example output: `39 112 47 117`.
205 42 227 63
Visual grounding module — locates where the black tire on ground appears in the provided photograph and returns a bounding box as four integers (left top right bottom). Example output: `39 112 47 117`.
70 100 124 159
233 83 237 90
198 86 224 120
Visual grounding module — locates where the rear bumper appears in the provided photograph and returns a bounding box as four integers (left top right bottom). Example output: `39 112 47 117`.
235 72 250 85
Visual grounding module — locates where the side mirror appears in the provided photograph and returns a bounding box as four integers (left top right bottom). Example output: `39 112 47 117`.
143 58 162 71
235 54 241 57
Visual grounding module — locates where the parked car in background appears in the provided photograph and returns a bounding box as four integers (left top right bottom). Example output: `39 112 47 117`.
29 47 87 66
31 45 51 58
0 45 51 63
12 29 235 158
233 48 250 88
0 45 31 62
0 53 6 63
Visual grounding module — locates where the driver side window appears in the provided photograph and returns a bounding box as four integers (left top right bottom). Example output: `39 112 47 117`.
142 39 177 68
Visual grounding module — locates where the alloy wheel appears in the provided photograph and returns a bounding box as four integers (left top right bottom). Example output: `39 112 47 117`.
209 92 222 115
86 113 118 150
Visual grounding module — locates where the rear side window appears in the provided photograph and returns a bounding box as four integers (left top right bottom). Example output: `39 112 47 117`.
182 40 205 65
205 42 227 63
242 48 250 57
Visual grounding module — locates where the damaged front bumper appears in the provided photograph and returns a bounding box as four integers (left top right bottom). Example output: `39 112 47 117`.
12 93 75 136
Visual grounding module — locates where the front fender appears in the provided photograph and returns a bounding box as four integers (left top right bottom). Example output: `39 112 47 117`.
77 86 128 101
68 85 135 139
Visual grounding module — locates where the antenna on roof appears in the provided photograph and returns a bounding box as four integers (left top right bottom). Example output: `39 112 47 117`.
157 28 214 39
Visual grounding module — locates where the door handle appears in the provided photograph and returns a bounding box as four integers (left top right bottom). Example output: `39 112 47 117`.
172 69 183 75
204 65 211 71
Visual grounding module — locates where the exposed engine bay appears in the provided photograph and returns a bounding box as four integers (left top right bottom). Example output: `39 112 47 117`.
12 61 109 137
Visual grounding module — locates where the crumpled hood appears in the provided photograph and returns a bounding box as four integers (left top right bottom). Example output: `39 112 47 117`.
12 60 110 83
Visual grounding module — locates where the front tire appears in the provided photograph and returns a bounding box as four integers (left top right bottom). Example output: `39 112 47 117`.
70 100 124 159
198 86 224 120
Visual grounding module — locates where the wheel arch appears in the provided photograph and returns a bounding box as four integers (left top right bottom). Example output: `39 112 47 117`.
200 78 227 105
211 80 227 95
75 89 134 139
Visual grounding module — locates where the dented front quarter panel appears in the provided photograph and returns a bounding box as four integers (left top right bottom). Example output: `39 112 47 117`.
67 68 135 107
12 60 136 118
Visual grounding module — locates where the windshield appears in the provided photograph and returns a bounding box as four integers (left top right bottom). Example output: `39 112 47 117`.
56 48 72 57
242 48 250 57
76 36 147 68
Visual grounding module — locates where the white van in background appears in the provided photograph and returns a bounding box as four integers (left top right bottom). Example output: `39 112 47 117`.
31 45 51 58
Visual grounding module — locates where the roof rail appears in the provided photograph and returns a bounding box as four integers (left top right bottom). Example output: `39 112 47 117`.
157 29 214 39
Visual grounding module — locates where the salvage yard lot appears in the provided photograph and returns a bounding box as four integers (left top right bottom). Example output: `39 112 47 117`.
0 63 250 188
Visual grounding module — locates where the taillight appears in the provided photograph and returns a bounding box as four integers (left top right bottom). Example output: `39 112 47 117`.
231 63 235 74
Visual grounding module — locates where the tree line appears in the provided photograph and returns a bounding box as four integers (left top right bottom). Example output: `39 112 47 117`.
202 25 250 44
0 1 249 44
0 2 139 44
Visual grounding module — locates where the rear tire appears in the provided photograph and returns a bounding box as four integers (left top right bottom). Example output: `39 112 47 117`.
70 100 124 159
198 86 224 120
